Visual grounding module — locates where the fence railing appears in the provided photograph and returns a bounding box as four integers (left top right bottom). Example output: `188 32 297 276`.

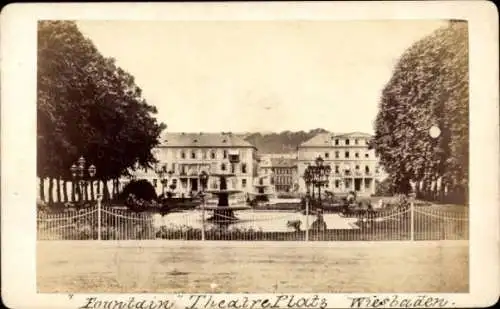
37 200 469 241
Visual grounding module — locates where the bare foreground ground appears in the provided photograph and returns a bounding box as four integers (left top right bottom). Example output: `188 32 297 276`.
37 241 468 293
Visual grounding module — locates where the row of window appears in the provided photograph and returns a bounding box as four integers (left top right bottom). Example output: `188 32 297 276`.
272 175 293 185
272 168 294 175
324 151 370 159
332 180 372 189
333 138 367 146
218 163 247 174
159 162 248 174
179 149 245 160
153 178 248 189
334 165 375 174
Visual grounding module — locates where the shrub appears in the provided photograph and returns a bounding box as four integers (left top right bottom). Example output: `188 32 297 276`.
117 179 157 202
37 198 49 214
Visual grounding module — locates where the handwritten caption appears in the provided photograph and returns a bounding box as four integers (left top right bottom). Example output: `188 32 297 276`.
348 295 455 308
77 294 456 309
79 295 328 309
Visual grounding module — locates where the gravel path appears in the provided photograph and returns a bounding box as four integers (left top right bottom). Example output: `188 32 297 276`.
37 241 468 293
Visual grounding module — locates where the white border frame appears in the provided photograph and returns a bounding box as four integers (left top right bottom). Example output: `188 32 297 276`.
1 1 499 308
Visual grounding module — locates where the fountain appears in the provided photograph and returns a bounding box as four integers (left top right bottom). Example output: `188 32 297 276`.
253 175 273 203
198 160 251 225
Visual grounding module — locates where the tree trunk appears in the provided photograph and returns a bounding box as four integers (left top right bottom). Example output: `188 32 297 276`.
97 181 101 196
113 179 119 198
84 182 89 201
39 177 45 202
71 181 76 202
56 178 61 203
63 180 69 203
103 179 110 201
90 180 96 201
111 179 115 198
48 178 54 205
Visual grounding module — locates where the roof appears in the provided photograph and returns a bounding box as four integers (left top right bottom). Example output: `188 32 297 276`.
270 157 297 167
159 132 256 149
299 132 373 148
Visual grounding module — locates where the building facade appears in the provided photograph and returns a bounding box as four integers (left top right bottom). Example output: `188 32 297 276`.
297 132 382 197
270 157 298 193
129 132 258 197
253 155 276 199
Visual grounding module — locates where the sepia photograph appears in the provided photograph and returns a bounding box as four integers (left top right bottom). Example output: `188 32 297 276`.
1 2 498 309
35 18 470 293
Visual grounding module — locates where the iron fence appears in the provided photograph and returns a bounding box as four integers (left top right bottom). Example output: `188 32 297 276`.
37 201 468 241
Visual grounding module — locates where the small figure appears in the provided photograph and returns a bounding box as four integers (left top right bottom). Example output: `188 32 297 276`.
287 220 302 232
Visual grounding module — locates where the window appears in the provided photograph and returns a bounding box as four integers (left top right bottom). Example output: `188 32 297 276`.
345 139 350 145
325 152 329 158
335 165 339 173
335 139 339 145
355 139 358 145
355 165 360 170
223 150 228 159
335 180 340 188
191 151 196 159
211 151 216 159
231 163 235 173
365 153 369 158
242 163 247 174
345 151 350 158
355 152 359 158
221 163 226 171
365 166 370 174
335 151 339 158
181 151 186 159
242 179 247 188
171 163 176 173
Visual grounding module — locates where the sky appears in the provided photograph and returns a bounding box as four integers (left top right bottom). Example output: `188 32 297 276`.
76 20 447 134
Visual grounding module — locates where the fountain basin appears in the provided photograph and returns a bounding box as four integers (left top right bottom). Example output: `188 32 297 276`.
198 205 252 211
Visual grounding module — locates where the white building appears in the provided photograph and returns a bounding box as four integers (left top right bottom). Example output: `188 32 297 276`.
297 132 383 197
128 132 258 197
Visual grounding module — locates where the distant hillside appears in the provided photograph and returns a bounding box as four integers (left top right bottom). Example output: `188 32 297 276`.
242 128 328 153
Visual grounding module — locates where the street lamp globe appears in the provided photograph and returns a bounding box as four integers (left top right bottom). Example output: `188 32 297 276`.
429 125 441 139
78 156 86 167
316 156 324 167
70 164 78 178
88 164 97 177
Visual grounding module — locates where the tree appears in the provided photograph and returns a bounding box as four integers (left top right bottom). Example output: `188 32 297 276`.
372 21 468 203
37 21 166 204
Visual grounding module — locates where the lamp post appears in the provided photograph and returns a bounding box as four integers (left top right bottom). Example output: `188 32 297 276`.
70 156 97 204
303 167 313 240
70 156 101 240
309 156 331 208
155 164 168 196
199 170 209 241
410 125 441 241
428 125 442 200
